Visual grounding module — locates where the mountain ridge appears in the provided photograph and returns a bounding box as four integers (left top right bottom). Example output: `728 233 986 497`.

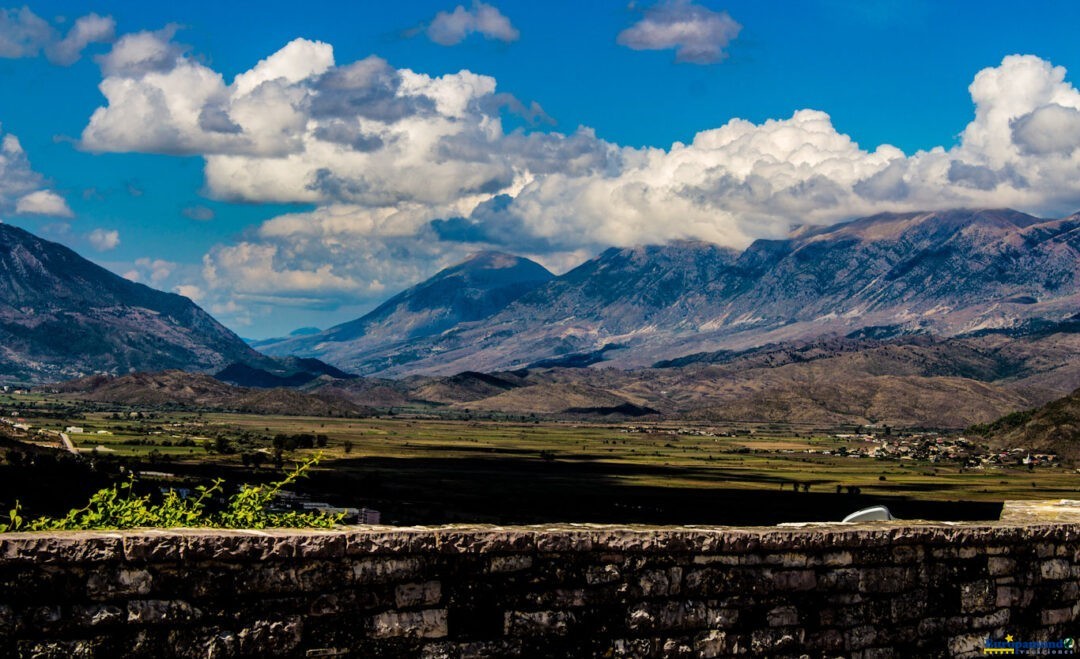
274 208 1078 376
0 223 270 384
259 250 554 363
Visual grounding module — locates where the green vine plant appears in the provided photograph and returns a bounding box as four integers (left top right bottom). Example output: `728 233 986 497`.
0 455 344 532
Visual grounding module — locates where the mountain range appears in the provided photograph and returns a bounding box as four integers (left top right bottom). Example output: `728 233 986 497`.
3 207 1079 434
260 208 1080 377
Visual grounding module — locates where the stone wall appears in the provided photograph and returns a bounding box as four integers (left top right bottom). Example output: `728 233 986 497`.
1 502 1079 657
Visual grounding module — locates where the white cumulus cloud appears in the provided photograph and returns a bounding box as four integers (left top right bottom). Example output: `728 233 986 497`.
426 2 519 46
46 12 115 65
0 128 72 218
87 228 119 251
0 6 114 65
15 190 73 217
617 1 741 64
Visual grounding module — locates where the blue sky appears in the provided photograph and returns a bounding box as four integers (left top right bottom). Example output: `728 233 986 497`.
2 1 1080 337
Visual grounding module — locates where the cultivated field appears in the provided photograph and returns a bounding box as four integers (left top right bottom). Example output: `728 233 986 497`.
2 394 1077 526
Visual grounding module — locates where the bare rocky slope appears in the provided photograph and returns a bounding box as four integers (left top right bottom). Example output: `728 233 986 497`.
0 223 270 384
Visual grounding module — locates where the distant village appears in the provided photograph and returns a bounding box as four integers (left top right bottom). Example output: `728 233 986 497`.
619 425 1063 469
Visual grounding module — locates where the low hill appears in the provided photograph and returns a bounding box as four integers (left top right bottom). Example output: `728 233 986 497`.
46 371 365 417
348 323 1079 428
214 357 357 389
976 387 1080 461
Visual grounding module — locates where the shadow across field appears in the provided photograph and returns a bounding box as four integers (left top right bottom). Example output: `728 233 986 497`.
289 455 1002 526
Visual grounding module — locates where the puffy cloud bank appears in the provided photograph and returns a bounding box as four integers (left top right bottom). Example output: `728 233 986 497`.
77 29 1080 324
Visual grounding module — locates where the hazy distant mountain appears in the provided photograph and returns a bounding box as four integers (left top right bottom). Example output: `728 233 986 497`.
297 208 1078 376
247 326 321 349
259 250 554 365
0 223 269 384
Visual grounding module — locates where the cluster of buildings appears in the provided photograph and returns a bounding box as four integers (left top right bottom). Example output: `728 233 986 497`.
828 432 1061 469
616 424 1064 470
619 426 735 437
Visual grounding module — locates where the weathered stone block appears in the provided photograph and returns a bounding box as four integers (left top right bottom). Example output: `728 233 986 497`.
822 551 853 566
1035 543 1059 558
917 616 944 636
503 610 576 636
969 607 1009 630
693 630 730 658
772 569 817 591
370 609 448 639
607 637 654 657
585 564 620 585
845 625 879 650
122 532 186 563
890 590 928 622
819 567 861 590
86 567 153 599
395 581 442 608
307 592 356 617
236 616 304 654
806 628 845 652
351 557 425 584
294 561 350 592
858 566 914 593
947 632 985 656
960 580 995 614
233 564 298 595
16 639 101 658
987 556 1015 577
995 585 1020 608
853 647 898 659
626 600 736 632
764 552 808 568
71 603 124 627
126 599 200 624
691 555 739 566
1041 605 1077 625
487 555 533 573
639 567 682 597
0 533 122 564
1040 559 1070 580
766 605 798 627
751 628 800 654
891 545 922 564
